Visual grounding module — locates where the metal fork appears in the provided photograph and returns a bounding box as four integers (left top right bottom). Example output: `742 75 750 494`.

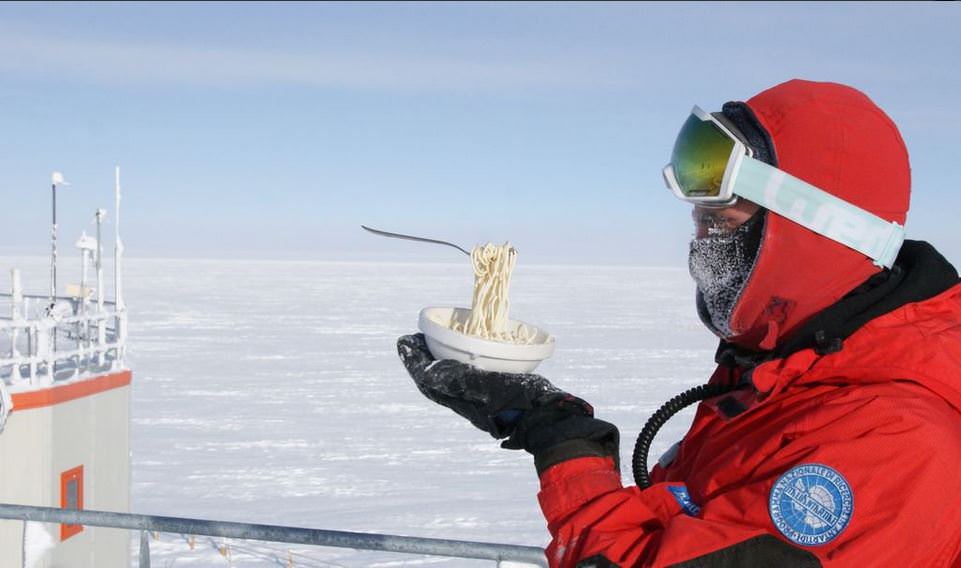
361 225 472 256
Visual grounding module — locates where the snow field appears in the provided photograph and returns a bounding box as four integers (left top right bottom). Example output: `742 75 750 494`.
1 257 718 566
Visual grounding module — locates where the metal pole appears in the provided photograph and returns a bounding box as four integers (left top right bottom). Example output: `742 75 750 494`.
27 325 36 383
96 209 106 366
51 181 58 355
10 269 22 381
114 167 125 363
139 529 151 568
0 504 547 566
51 182 57 304
80 240 88 353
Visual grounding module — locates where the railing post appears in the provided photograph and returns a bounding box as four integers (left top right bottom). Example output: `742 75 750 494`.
139 529 151 568
35 325 50 386
10 269 22 381
28 325 36 383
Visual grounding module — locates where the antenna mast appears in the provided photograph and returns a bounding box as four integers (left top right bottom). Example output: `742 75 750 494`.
50 175 57 304
114 166 126 357
49 171 69 304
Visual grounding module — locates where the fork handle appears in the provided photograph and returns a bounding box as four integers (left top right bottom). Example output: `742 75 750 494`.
361 225 472 256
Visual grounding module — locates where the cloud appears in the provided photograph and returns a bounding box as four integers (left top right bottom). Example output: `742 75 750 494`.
0 24 634 92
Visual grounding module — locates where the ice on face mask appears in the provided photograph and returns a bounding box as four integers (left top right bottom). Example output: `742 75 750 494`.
688 217 762 338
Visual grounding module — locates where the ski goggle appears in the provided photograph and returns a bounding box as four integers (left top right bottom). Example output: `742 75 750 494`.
663 105 905 269
663 105 751 206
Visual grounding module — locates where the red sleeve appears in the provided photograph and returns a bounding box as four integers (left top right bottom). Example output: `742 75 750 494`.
537 457 773 567
536 383 961 568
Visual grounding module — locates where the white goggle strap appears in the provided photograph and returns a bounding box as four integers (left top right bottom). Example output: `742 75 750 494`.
733 156 905 269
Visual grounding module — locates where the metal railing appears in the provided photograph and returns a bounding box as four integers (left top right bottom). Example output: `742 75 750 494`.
0 503 548 567
0 289 125 386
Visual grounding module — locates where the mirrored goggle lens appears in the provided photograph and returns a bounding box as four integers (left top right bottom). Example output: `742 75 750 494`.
670 114 735 198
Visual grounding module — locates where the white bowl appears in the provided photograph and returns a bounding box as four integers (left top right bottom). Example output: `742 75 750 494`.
417 306 555 374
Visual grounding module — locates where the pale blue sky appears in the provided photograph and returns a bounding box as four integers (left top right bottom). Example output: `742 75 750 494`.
0 2 958 266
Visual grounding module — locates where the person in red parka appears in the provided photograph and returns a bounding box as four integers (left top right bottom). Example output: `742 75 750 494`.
398 79 961 567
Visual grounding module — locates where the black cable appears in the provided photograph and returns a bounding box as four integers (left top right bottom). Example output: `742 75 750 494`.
632 382 739 489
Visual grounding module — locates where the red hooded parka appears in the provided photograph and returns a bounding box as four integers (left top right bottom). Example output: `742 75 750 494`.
536 81 961 567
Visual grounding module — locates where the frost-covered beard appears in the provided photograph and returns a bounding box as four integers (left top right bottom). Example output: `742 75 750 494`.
689 214 764 338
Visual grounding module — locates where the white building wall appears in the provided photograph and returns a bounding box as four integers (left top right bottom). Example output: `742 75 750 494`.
0 380 130 567
0 406 53 567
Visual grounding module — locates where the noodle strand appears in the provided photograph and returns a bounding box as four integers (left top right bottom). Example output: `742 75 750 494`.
451 242 535 344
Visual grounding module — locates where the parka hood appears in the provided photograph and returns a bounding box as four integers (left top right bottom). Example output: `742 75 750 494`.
723 79 911 350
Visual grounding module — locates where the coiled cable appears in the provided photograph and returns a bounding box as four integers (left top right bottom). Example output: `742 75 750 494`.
632 382 739 489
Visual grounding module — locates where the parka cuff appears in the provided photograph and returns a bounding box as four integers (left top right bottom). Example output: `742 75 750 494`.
534 439 618 476
537 456 622 523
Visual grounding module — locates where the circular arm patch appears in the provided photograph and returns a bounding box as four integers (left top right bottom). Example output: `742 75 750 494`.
769 463 854 546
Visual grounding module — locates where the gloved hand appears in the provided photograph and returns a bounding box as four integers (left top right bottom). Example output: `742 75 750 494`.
398 333 620 473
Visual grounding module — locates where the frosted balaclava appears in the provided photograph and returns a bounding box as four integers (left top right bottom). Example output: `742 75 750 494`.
689 210 765 338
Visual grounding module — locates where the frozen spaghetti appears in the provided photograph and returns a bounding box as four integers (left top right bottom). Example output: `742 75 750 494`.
450 242 535 344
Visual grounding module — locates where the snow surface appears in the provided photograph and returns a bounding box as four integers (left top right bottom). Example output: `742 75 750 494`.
1 257 718 566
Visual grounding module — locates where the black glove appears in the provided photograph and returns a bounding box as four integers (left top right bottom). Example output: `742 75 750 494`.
398 333 620 474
